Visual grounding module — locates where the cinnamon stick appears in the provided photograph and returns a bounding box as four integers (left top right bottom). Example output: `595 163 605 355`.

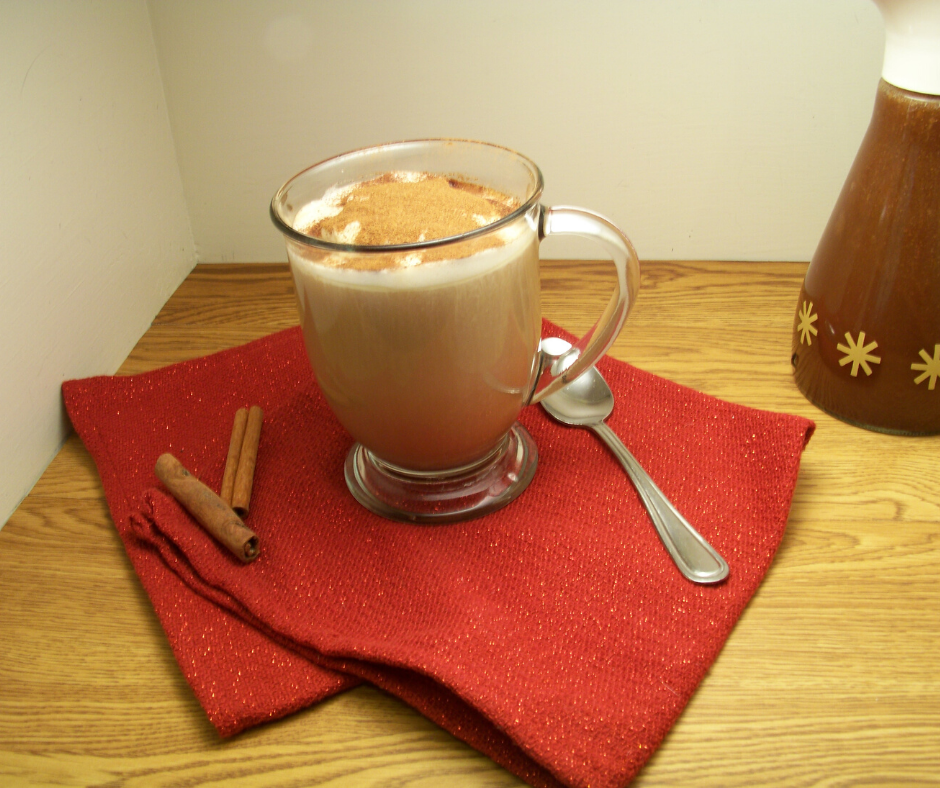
155 453 259 563
232 405 263 518
220 407 249 506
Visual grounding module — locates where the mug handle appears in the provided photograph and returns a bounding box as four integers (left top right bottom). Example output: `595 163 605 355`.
527 205 641 405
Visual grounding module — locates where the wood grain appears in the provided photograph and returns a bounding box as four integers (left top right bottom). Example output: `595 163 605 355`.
2 261 938 787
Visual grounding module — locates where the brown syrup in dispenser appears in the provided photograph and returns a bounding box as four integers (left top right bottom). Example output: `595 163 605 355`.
792 80 940 434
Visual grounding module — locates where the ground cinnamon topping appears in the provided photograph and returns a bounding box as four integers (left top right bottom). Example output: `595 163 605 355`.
303 173 519 246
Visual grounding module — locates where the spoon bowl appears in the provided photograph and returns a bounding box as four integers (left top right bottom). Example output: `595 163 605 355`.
539 338 729 585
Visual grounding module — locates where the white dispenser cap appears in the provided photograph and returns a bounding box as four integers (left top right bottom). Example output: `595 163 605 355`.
874 0 940 95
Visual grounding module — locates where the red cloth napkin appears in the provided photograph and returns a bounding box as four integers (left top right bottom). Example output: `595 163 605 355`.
63 321 813 788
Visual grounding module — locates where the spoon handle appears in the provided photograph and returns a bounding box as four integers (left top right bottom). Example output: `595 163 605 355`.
590 422 730 584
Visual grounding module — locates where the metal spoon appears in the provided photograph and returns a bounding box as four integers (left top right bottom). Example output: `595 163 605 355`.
539 338 729 584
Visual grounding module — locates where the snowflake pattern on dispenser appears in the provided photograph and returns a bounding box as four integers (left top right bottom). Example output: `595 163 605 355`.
837 331 881 377
797 300 818 346
912 345 940 390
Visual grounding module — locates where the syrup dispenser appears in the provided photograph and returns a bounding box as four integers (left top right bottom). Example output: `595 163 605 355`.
792 0 940 434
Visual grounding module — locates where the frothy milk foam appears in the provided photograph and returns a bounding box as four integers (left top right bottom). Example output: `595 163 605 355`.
287 172 542 471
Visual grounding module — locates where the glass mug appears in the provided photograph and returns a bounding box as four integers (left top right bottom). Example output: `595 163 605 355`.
271 139 640 522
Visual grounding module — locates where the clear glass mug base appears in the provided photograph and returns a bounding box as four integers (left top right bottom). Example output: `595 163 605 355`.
344 423 538 523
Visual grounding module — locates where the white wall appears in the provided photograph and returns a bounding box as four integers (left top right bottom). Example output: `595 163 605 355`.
0 1 196 526
149 0 884 264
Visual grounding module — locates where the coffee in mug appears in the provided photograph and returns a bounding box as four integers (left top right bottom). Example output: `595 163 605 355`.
271 140 640 523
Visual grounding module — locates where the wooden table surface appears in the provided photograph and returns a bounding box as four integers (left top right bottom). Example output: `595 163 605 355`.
2 261 938 787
